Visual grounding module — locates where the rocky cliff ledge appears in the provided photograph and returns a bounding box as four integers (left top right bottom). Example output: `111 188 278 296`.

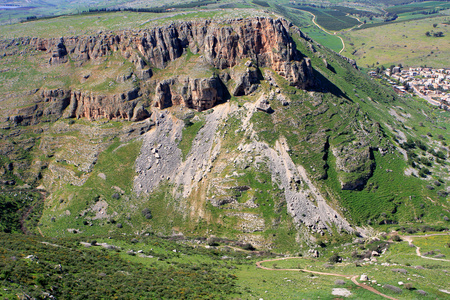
10 88 149 126
3 17 315 121
23 18 314 88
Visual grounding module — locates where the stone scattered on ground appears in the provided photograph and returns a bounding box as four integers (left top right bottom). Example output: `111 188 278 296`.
392 268 408 274
416 290 428 296
383 284 402 294
331 288 352 297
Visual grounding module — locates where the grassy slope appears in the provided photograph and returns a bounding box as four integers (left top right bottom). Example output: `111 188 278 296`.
264 29 450 229
342 15 450 67
40 134 143 237
1 231 449 299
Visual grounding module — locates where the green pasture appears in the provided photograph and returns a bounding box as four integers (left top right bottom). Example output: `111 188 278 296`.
341 15 450 67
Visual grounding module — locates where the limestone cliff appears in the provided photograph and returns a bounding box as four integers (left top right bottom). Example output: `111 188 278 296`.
2 17 316 121
10 88 149 125
24 17 314 90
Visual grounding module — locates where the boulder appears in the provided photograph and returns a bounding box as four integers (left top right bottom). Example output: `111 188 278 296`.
360 274 369 281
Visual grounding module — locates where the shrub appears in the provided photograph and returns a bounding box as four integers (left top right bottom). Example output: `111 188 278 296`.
142 208 152 219
207 237 220 246
404 283 413 290
329 254 342 263
416 140 427 151
242 243 256 251
406 228 416 234
392 235 402 242
418 168 430 177
437 191 448 197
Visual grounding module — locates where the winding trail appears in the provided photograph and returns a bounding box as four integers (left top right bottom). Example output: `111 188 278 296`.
297 10 346 54
256 257 398 300
400 233 450 262
255 234 449 299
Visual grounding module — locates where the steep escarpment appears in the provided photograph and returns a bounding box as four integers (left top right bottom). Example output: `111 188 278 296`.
9 87 149 126
1 17 314 124
17 17 314 89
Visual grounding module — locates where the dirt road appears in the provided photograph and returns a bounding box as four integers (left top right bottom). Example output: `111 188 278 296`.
400 233 450 262
256 256 398 299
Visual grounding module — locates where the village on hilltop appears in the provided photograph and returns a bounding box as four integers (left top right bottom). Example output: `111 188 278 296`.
370 67 450 110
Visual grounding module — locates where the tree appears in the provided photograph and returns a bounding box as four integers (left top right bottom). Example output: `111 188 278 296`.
425 31 431 37
433 23 438 28
329 254 342 263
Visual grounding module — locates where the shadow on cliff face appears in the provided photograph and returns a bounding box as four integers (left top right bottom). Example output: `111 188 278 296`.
215 76 231 106
310 68 351 101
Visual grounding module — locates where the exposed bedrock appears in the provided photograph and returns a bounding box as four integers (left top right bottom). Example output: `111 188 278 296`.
4 17 315 89
154 76 228 111
9 88 150 125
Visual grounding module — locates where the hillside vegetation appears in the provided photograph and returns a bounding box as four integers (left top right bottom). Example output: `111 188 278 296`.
0 2 450 299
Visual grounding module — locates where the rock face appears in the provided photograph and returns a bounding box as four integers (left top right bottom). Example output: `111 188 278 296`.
154 76 227 111
2 17 317 121
5 17 314 88
49 38 68 65
10 88 150 125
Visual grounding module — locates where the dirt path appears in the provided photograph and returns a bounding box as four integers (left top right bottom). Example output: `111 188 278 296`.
299 10 346 54
256 257 398 300
400 233 450 262
37 227 44 237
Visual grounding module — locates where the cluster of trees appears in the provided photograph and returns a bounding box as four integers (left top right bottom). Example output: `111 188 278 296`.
425 31 444 37
21 0 218 23
0 190 42 234
383 13 398 22
412 9 441 15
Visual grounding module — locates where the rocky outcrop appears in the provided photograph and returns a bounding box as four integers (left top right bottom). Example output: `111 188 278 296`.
66 87 143 120
9 88 150 125
49 38 68 65
232 67 260 96
332 146 375 191
4 17 318 124
154 76 227 111
4 17 315 89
